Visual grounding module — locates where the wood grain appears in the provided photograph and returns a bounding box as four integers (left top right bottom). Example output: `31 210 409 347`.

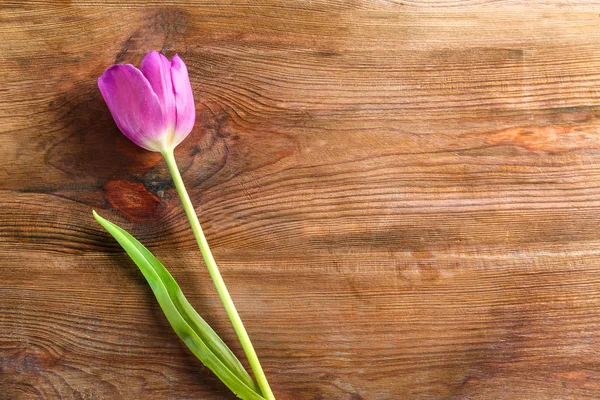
3 1 600 399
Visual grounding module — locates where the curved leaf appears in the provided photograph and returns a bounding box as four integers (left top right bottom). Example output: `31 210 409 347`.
93 211 264 400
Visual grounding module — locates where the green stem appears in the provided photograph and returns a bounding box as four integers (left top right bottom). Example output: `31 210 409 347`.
162 148 275 400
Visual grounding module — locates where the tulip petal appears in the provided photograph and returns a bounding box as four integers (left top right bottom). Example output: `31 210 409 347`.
98 64 167 151
171 54 195 146
140 51 176 129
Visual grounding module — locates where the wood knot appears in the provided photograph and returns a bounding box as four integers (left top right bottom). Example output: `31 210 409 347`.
104 179 162 220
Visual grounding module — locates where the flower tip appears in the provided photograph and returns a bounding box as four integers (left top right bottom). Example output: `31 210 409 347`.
142 51 170 69
171 53 185 69
98 64 136 90
99 64 121 78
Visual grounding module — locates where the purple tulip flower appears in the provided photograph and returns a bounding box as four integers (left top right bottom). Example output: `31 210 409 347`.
95 51 276 399
98 51 195 152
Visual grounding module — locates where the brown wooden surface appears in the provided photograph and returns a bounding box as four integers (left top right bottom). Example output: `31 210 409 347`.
3 1 600 399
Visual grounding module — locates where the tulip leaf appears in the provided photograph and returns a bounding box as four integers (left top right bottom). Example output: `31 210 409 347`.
93 211 265 400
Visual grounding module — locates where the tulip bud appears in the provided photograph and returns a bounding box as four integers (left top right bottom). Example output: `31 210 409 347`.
98 51 195 152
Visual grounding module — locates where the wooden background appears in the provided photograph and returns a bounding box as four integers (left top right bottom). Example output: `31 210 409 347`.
3 1 600 399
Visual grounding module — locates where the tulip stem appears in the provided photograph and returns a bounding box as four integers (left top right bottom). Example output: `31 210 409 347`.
162 149 275 400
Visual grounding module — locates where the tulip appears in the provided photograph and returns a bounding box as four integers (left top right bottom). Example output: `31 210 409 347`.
98 51 195 152
96 52 275 400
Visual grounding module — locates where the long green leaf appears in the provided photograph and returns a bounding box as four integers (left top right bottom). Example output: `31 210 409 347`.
93 211 265 400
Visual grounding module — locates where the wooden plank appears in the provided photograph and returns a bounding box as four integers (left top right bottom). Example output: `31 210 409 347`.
3 1 600 398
